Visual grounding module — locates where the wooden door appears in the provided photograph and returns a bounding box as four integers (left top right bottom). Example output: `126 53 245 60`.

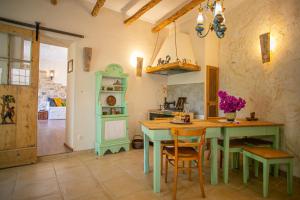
205 66 219 119
0 23 39 168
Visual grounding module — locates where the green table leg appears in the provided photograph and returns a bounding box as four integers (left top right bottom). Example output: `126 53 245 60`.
223 133 230 184
263 161 270 198
233 152 239 169
230 153 234 169
236 153 240 169
243 152 249 184
287 160 293 195
153 140 161 193
210 137 218 185
144 134 150 174
254 160 259 177
273 130 280 177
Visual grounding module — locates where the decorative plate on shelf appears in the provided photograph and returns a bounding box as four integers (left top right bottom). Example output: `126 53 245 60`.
106 95 116 106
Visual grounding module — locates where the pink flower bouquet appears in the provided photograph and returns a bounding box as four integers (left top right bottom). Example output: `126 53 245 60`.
218 90 246 113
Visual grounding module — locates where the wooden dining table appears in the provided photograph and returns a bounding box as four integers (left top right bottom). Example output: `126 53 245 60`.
140 119 282 193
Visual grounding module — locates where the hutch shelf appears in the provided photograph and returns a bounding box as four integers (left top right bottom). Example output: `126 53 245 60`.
95 64 130 156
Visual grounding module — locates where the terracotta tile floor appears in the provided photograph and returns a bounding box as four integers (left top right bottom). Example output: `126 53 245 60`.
37 120 71 156
0 149 299 200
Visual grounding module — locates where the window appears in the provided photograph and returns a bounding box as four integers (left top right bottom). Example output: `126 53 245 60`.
11 64 31 85
0 32 32 86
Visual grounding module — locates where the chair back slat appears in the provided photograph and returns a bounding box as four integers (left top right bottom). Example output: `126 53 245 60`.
178 142 199 148
171 128 206 158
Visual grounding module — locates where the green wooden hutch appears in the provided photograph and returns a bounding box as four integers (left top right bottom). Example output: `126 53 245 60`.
95 64 130 156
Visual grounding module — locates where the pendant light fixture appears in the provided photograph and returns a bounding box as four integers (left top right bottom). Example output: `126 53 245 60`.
195 0 227 39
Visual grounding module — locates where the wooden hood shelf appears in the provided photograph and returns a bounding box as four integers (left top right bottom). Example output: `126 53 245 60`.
146 61 200 75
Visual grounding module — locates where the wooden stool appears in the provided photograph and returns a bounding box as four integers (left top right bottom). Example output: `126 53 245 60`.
219 138 273 169
243 147 294 197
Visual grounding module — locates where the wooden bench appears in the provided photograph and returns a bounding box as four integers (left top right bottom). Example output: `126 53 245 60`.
243 147 294 197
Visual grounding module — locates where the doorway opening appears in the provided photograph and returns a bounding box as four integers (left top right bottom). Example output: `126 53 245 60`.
37 42 71 156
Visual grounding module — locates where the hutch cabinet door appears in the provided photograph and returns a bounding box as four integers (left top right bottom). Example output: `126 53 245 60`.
104 119 126 140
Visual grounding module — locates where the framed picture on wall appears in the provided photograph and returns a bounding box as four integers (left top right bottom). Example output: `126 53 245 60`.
68 59 73 73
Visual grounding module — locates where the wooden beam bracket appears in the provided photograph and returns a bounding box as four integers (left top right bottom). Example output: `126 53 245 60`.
124 0 161 25
152 0 204 32
51 0 58 5
91 0 106 17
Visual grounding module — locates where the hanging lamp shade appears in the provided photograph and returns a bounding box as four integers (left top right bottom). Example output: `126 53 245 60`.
197 9 205 24
214 0 223 16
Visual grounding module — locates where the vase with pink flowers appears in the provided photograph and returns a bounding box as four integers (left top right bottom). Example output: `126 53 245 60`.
218 90 246 121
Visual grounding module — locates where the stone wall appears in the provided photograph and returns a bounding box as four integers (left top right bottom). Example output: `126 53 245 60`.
38 70 67 111
167 83 204 116
219 0 300 176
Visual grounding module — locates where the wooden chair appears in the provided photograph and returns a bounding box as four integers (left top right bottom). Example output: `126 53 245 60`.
164 128 206 200
243 147 294 197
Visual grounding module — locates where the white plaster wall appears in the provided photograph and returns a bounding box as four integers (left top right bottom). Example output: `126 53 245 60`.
39 43 68 86
66 42 77 149
167 71 204 85
0 0 168 151
219 0 300 177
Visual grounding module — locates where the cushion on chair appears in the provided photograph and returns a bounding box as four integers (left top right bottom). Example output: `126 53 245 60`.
243 147 294 159
164 146 198 158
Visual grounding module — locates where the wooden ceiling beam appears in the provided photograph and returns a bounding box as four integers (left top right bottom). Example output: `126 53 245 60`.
124 0 162 25
152 0 204 32
51 0 58 5
91 0 106 17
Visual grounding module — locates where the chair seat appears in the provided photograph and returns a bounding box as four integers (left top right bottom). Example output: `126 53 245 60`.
243 147 294 159
164 146 198 158
161 140 175 145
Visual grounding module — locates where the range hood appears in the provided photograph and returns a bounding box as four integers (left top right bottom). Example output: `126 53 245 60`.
146 32 200 75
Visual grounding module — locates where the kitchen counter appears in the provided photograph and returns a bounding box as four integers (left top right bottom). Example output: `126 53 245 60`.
148 109 194 120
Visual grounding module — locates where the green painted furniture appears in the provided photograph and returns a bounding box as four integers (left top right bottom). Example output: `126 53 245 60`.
95 64 130 156
243 147 293 197
141 119 222 193
141 119 283 193
221 124 281 184
218 138 273 169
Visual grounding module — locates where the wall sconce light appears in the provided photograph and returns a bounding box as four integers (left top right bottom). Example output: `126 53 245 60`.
49 70 55 80
136 57 143 77
260 32 270 63
83 47 92 72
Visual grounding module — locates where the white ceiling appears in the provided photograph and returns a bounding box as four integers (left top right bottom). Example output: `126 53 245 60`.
86 0 194 24
87 0 246 24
